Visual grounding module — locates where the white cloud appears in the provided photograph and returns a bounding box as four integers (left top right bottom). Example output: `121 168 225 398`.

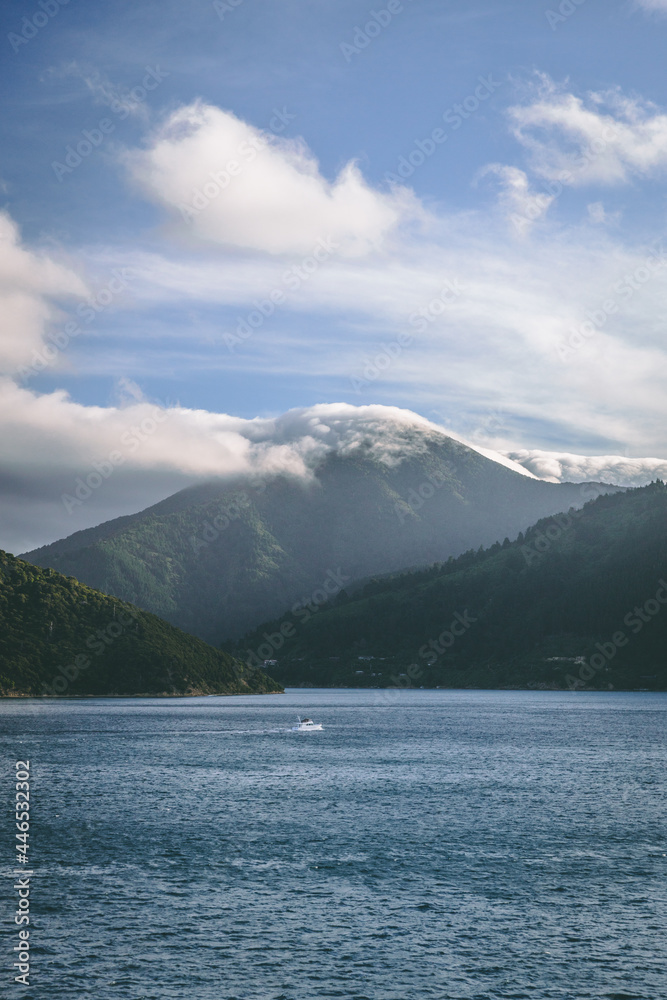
2 375 661 554
587 201 607 224
507 75 667 186
125 102 417 256
506 449 667 487
0 212 87 375
106 95 667 463
0 392 532 553
637 0 667 11
3 94 667 560
84 220 667 456
478 164 554 232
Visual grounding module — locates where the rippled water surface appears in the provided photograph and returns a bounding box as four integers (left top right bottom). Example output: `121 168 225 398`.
1 689 666 999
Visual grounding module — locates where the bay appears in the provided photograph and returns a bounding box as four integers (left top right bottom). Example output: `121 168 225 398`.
1 689 665 999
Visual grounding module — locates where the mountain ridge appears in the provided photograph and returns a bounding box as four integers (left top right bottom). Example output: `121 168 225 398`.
237 482 667 691
23 425 623 643
0 550 282 697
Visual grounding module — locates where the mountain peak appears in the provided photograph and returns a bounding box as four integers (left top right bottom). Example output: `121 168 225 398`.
23 429 621 644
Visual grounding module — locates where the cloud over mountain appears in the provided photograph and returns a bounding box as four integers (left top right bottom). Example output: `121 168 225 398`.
0 394 532 554
3 84 667 559
506 449 667 486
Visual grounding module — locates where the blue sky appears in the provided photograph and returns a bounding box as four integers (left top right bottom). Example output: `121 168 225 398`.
2 0 667 551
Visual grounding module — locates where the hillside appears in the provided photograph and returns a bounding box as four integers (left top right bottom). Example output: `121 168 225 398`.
22 421 621 643
236 483 667 691
0 551 282 697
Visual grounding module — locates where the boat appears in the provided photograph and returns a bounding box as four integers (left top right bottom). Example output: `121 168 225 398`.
290 716 323 732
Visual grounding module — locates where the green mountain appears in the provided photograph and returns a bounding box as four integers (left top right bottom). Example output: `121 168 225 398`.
23 424 621 643
0 551 282 697
237 482 667 692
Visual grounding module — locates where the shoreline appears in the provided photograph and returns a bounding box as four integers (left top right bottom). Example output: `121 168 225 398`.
2 685 664 699
0 689 285 700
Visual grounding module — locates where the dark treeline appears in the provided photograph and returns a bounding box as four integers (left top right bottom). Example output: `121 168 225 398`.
0 551 281 697
237 483 667 691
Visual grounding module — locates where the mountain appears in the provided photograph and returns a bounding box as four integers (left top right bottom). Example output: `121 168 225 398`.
237 482 667 692
23 421 621 643
0 551 281 697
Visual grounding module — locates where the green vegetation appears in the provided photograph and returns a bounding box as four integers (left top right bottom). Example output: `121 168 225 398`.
23 430 620 643
237 483 667 691
0 551 282 697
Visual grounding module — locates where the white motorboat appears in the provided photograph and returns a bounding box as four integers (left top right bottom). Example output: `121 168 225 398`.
290 716 323 732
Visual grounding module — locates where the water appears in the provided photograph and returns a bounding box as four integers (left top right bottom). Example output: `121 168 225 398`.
1 689 665 1000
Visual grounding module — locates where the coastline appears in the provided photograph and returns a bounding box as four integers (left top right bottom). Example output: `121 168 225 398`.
0 689 285 699
4 684 664 699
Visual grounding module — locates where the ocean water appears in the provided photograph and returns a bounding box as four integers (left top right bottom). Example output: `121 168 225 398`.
1 688 665 1000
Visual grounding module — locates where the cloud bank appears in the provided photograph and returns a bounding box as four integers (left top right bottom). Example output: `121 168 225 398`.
1 393 534 554
4 382 660 558
507 449 667 486
3 82 667 557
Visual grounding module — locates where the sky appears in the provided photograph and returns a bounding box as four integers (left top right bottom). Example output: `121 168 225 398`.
2 0 667 552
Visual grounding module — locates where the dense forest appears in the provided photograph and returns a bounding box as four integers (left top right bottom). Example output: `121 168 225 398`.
235 483 667 691
0 551 282 697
